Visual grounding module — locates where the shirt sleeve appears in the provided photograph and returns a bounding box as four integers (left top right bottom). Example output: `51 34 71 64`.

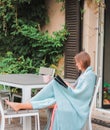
69 72 96 96
30 98 56 109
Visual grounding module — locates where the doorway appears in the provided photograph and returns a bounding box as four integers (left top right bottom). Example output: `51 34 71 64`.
102 0 110 108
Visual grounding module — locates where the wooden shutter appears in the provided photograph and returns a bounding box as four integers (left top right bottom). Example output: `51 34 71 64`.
64 0 81 79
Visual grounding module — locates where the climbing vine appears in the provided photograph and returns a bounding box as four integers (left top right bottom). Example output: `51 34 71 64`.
0 0 69 74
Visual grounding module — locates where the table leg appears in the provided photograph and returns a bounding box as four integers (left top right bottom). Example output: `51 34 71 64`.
22 87 32 130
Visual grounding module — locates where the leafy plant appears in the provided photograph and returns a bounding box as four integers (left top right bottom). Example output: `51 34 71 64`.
0 52 37 74
0 0 69 74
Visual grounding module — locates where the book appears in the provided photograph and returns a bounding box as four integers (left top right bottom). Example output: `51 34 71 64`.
54 75 68 88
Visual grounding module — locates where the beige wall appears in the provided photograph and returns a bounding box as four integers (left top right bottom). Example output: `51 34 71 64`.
83 2 98 72
43 0 98 73
42 0 65 34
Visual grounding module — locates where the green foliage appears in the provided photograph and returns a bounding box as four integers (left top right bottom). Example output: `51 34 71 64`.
0 25 69 74
0 0 48 36
0 0 69 74
0 52 37 74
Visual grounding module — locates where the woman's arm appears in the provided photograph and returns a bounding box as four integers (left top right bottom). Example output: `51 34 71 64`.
65 80 77 89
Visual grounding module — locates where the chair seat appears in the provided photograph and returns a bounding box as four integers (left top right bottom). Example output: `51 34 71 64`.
4 109 40 120
0 100 40 130
4 109 39 115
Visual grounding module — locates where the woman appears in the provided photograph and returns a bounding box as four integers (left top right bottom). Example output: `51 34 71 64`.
6 51 96 130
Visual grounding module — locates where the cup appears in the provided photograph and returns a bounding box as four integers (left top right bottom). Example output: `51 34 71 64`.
43 75 51 83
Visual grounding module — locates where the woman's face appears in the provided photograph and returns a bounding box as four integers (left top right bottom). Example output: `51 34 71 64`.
75 60 84 71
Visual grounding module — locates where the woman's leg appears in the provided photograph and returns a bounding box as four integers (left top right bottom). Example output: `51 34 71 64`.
30 80 55 102
5 100 32 111
5 80 55 111
44 108 53 130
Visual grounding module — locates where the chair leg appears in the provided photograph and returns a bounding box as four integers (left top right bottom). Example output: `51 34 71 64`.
20 117 23 124
35 114 40 130
35 116 37 130
1 118 5 130
89 119 92 130
8 118 12 124
37 114 40 130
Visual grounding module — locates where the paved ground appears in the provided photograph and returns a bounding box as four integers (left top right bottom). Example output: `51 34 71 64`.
1 109 110 130
3 119 110 130
2 119 110 130
93 124 110 130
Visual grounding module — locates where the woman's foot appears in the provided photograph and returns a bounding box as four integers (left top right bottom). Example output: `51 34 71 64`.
5 100 20 111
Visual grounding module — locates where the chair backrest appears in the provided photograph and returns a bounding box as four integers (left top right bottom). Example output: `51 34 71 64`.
88 77 102 126
82 77 102 130
90 77 102 111
39 67 55 77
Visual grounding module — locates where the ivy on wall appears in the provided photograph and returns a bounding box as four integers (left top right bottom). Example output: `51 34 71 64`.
0 0 69 74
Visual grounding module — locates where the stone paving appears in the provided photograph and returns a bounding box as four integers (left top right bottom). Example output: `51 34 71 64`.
2 119 110 130
3 119 110 130
93 124 110 130
1 109 110 130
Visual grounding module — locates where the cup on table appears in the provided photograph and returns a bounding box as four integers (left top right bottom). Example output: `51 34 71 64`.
43 75 51 83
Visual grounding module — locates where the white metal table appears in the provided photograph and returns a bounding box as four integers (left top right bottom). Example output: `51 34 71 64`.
0 74 47 130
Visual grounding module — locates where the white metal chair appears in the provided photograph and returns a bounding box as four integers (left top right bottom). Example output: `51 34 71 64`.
0 93 10 101
83 77 102 130
36 67 55 91
39 67 55 77
0 85 11 101
11 93 22 102
0 87 12 125
0 100 40 130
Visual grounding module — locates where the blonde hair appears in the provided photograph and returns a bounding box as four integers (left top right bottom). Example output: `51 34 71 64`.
74 51 91 69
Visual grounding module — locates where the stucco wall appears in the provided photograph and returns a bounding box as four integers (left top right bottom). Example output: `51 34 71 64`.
43 0 98 73
42 0 65 34
83 2 98 72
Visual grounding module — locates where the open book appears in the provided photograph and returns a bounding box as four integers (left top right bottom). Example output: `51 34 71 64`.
54 75 68 88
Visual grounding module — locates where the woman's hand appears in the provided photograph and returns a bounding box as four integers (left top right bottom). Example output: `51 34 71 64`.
43 75 52 83
65 81 70 87
65 81 75 89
